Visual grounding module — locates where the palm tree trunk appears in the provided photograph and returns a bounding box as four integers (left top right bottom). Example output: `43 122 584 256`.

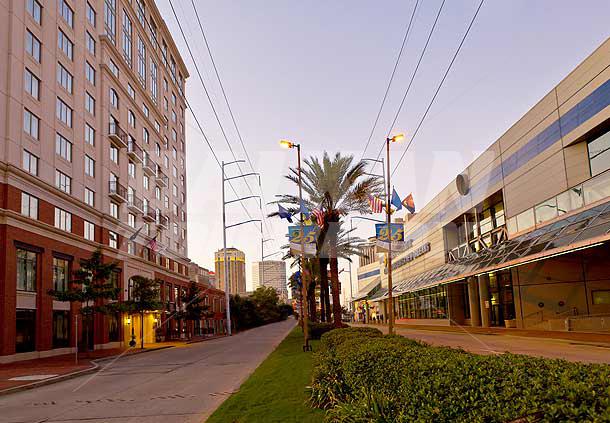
307 279 317 323
318 257 330 322
330 256 342 327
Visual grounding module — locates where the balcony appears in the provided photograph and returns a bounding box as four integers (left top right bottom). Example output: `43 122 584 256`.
155 167 169 187
142 153 156 176
108 181 127 203
108 122 128 148
156 212 169 229
127 194 144 213
127 139 144 163
142 206 156 222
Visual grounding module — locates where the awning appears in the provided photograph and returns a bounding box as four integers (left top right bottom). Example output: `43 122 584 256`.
351 277 381 301
392 199 610 296
368 287 388 302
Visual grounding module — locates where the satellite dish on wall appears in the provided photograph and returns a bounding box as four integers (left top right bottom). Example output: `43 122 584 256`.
456 173 470 196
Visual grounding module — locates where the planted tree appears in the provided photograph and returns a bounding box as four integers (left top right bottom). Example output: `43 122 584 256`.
276 153 380 327
48 248 120 352
180 281 212 339
124 276 162 349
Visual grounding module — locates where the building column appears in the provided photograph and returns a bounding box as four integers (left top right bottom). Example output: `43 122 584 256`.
467 277 481 327
478 274 491 328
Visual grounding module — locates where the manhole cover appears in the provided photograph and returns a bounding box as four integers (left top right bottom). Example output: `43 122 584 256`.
9 374 58 381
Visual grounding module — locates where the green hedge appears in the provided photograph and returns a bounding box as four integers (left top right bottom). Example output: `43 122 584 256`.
310 328 610 422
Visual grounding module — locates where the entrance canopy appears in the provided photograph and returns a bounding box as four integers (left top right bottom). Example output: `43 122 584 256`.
352 277 381 301
392 200 610 296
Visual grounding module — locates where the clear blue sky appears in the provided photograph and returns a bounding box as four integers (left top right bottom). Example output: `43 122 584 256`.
156 0 610 295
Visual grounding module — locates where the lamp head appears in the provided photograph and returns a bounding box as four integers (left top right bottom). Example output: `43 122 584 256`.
389 133 405 143
279 140 294 149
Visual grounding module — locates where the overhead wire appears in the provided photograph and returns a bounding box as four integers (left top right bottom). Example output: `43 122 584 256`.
167 0 262 229
188 0 276 244
369 0 447 173
391 0 485 176
360 0 422 161
142 3 258 230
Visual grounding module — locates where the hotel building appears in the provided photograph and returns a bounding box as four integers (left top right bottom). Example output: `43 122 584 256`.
214 247 246 295
0 0 196 362
252 260 288 302
354 37 610 332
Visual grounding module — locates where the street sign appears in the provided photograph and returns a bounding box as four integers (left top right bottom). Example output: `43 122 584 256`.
375 223 406 252
288 225 318 256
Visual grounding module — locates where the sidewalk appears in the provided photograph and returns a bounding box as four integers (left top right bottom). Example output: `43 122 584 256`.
0 343 177 394
353 323 610 364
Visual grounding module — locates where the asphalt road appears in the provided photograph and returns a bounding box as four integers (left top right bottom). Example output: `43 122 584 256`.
0 318 296 423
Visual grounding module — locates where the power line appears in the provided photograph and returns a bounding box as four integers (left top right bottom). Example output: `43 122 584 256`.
392 0 485 176
370 0 447 171
360 0 422 161
141 2 258 229
167 0 260 226
188 0 276 243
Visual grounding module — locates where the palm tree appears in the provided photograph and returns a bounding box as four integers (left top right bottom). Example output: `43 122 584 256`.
276 152 377 327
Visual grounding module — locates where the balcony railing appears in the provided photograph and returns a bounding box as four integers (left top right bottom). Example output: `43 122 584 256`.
127 194 144 213
156 212 169 229
108 122 128 148
127 139 144 163
142 205 156 222
108 180 127 203
155 166 169 187
142 153 156 176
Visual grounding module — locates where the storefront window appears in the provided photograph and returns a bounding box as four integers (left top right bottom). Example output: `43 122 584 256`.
535 197 558 224
16 309 36 352
108 312 120 341
557 186 584 216
52 311 70 348
588 130 610 176
397 285 448 320
53 257 69 292
17 249 37 292
583 169 610 204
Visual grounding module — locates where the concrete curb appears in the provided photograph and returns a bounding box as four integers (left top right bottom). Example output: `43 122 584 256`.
0 345 175 397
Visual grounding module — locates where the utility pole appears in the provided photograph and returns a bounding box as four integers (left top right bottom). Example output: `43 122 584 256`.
222 160 261 336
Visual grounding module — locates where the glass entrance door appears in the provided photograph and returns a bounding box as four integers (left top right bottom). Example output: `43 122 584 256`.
489 271 516 326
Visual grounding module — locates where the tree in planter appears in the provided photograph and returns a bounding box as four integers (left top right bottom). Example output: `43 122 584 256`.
124 276 162 349
48 249 120 352
179 281 212 339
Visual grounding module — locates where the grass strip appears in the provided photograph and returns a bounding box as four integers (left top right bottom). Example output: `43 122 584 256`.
207 325 325 423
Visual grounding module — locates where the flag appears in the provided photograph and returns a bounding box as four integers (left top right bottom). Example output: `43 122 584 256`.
312 208 325 226
402 193 415 214
147 235 158 253
368 195 384 213
391 188 402 211
299 199 310 218
129 225 144 242
278 204 293 223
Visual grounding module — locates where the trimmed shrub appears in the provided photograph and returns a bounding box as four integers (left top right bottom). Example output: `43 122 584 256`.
311 332 610 422
308 322 336 340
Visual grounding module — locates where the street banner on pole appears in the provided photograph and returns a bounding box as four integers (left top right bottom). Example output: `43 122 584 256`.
289 225 317 256
375 223 406 252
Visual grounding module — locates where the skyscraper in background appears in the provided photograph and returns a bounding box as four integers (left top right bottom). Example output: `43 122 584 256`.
214 247 246 294
252 260 288 303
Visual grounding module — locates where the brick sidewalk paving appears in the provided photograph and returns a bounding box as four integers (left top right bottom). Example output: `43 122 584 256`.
0 345 177 392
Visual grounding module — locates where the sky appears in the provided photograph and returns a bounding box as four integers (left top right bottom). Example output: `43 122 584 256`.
155 0 610 298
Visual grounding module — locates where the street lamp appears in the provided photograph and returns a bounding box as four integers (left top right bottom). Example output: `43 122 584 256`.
385 133 404 335
280 139 311 352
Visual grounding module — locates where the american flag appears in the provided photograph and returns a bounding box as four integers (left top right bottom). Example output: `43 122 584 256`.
311 208 325 227
369 195 384 213
147 235 158 252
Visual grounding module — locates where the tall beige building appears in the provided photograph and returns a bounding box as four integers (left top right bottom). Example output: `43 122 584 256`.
214 248 246 294
0 0 193 361
252 260 288 302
